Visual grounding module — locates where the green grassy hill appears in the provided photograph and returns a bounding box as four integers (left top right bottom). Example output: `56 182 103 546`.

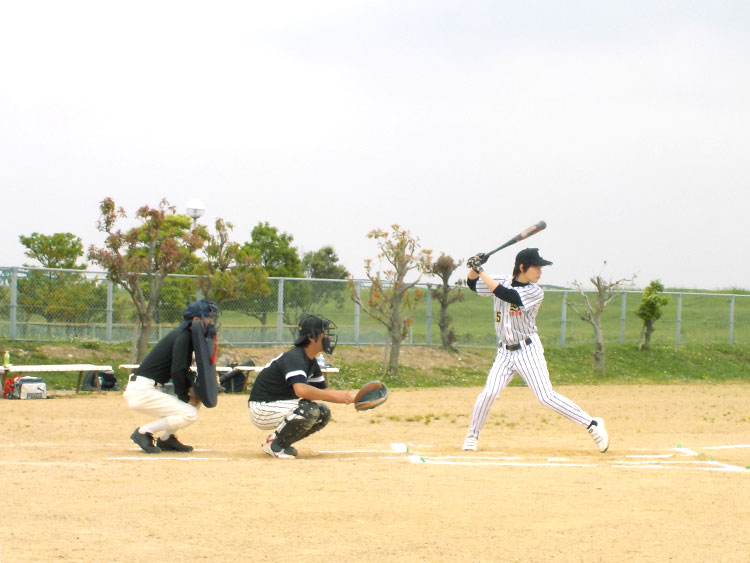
2 338 748 392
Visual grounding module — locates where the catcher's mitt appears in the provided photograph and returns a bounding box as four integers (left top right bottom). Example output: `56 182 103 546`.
354 380 388 411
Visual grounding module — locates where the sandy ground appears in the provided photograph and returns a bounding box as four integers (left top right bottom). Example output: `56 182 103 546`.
1 384 749 562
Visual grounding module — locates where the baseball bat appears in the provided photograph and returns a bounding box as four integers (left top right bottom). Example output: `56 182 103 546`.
484 220 547 260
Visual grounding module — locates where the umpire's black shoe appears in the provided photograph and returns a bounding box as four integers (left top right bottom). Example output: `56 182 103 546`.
130 428 161 454
157 435 194 452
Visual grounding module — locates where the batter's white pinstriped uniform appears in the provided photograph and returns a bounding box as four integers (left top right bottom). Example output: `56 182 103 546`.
462 248 609 454
467 274 593 439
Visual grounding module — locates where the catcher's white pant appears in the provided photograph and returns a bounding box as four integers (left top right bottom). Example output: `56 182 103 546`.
248 399 300 430
467 336 592 438
124 376 199 432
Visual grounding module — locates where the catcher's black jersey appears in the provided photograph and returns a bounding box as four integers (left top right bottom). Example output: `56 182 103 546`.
249 346 327 402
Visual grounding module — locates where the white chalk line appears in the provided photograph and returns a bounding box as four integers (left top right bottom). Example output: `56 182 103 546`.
408 456 595 468
394 442 749 473
2 442 747 473
107 456 231 461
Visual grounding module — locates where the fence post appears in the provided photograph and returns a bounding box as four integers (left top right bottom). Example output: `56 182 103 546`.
354 281 361 345
675 293 682 346
729 295 735 345
620 292 627 344
277 279 284 345
106 279 113 342
426 285 432 346
560 291 567 347
9 267 18 340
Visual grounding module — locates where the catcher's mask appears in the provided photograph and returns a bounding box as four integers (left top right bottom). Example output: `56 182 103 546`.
182 299 220 335
294 314 337 354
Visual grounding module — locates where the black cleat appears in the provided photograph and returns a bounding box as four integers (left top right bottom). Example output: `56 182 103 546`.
130 428 161 453
157 435 194 452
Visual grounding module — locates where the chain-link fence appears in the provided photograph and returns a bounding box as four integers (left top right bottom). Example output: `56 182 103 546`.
1 266 748 348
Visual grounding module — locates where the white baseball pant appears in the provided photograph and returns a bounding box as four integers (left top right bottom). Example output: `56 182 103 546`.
124 376 199 433
468 337 592 438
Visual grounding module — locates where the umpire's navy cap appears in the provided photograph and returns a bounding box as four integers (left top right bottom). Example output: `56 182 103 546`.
515 248 553 267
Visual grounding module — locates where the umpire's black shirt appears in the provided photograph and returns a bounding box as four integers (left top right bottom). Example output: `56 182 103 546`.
135 326 193 402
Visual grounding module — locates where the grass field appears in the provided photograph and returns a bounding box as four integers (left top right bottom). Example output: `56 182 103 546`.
2 338 748 392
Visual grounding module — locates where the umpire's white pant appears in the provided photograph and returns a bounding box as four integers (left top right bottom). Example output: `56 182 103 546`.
123 376 199 431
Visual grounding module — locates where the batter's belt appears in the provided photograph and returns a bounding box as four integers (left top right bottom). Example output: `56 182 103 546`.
505 337 532 351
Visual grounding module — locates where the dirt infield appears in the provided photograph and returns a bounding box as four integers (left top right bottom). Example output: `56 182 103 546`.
1 384 749 562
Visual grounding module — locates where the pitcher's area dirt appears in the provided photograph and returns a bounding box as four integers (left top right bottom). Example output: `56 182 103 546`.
2 384 749 562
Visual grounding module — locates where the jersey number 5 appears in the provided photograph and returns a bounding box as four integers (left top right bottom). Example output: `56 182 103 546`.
495 311 502 323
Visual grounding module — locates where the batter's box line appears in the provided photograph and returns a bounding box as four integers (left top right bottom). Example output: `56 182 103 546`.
612 460 749 473
407 456 595 468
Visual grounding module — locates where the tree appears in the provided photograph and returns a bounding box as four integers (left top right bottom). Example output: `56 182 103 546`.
243 222 302 277
88 197 204 361
17 232 99 335
19 232 86 269
297 245 351 322
302 246 349 279
635 280 670 351
428 253 464 351
235 222 304 338
350 225 432 376
194 218 268 305
567 270 635 373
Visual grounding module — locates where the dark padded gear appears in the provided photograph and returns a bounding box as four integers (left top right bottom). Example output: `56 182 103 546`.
293 314 338 354
182 299 220 322
301 402 331 440
275 400 329 447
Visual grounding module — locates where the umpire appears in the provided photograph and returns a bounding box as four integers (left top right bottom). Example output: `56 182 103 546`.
248 314 354 459
124 299 219 454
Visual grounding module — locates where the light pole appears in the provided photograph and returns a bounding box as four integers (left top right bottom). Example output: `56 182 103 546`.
186 198 206 300
185 198 205 227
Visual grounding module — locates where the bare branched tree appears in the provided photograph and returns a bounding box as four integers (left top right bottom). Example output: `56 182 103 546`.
567 270 635 373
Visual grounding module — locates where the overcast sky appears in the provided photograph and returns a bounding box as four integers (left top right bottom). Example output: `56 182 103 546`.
2 1 748 290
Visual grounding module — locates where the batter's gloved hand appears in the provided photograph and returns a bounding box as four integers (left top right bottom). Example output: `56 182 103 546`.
467 255 485 273
474 253 488 265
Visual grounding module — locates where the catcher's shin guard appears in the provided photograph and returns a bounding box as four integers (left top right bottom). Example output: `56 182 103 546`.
274 400 321 447
300 402 331 440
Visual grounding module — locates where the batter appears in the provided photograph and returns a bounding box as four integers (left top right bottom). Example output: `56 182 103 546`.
463 248 609 453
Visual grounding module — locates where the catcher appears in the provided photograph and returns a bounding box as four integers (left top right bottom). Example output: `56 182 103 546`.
248 314 354 459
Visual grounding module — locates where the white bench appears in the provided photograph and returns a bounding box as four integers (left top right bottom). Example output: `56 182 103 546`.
118 364 339 392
